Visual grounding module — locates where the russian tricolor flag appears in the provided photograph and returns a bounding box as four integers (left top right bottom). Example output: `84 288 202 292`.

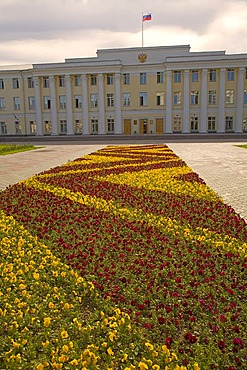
143 13 152 22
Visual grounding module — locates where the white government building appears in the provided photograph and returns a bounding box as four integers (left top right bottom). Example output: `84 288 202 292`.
0 44 247 136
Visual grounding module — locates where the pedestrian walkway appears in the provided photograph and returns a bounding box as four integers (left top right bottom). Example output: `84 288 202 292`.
0 144 105 191
168 142 247 221
0 141 246 221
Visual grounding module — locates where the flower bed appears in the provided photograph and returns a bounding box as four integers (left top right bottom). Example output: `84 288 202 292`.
0 144 246 369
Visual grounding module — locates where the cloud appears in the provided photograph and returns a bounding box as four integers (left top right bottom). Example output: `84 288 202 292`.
0 0 247 65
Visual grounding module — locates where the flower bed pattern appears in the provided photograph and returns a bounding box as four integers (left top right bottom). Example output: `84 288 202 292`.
1 144 246 370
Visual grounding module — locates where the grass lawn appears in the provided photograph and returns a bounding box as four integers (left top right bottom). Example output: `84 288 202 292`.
234 144 247 149
0 144 41 155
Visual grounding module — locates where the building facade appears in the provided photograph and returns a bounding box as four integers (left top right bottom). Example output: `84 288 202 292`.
0 44 247 136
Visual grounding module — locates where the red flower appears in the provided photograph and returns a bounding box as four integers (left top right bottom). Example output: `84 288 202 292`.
158 317 165 324
218 340 226 350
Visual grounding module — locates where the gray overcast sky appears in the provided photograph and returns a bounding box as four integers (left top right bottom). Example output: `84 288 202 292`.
0 0 247 65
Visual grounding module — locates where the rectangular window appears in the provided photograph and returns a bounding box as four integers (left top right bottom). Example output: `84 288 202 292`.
123 73 130 85
0 97 6 110
13 97 20 110
209 69 216 82
91 118 98 133
45 121 51 134
90 94 98 108
15 121 22 134
107 93 114 107
191 70 199 82
244 90 247 104
107 118 114 133
173 91 181 105
225 116 233 131
191 116 199 131
227 69 235 81
43 96 51 110
139 92 147 106
0 122 7 134
208 90 216 105
90 74 97 86
208 116 216 131
75 120 82 134
28 96 35 110
174 71 181 83
226 89 234 104
74 95 82 109
59 95 66 109
13 78 19 89
30 121 37 134
106 74 113 85
58 76 65 87
191 91 199 105
74 75 81 86
243 117 247 132
123 93 130 106
140 72 147 85
60 120 67 134
157 72 164 83
173 116 182 132
156 92 165 106
43 77 49 88
0 79 4 89
28 77 34 88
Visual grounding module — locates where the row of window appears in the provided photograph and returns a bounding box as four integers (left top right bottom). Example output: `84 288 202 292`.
0 119 115 135
1 68 246 91
1 116 246 136
1 89 247 112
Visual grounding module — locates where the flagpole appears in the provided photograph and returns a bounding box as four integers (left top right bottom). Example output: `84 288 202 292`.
142 12 144 47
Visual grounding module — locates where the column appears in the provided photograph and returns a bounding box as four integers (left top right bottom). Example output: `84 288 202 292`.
33 77 43 135
82 74 89 134
98 73 105 134
65 75 73 135
49 76 58 135
114 73 122 134
218 68 226 132
165 70 172 133
183 70 190 133
236 67 245 132
200 69 208 133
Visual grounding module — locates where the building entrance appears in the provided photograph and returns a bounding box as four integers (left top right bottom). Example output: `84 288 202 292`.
140 119 148 134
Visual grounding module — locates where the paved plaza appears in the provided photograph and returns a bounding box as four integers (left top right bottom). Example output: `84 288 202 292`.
0 140 247 221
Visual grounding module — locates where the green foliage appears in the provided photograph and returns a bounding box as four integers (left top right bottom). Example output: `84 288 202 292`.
0 144 40 155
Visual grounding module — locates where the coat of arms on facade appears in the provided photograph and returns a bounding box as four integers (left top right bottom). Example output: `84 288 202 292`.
138 53 147 63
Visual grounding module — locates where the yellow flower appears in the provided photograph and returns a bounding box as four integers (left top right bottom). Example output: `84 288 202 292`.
62 344 69 353
152 366 160 370
37 364 44 370
44 317 51 328
59 354 69 362
33 272 40 280
48 302 55 309
194 363 201 370
139 362 148 370
11 340 20 348
70 359 79 366
145 342 154 351
107 347 114 356
61 330 69 339
122 353 128 362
